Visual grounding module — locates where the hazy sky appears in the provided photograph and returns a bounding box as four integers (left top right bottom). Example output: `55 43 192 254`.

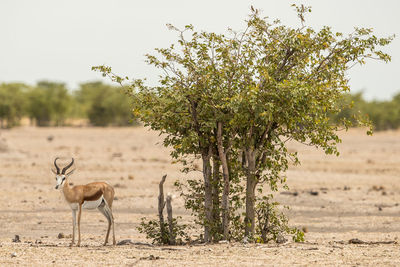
1 0 399 100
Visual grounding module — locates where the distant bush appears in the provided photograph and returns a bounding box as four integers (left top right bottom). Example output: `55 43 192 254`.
0 83 28 128
368 95 400 131
27 81 71 126
75 82 134 126
332 92 400 131
0 81 135 127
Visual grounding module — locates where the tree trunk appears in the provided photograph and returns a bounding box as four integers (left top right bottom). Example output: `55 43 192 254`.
217 122 230 240
189 99 213 242
158 174 167 244
212 154 221 240
201 146 213 243
244 149 257 237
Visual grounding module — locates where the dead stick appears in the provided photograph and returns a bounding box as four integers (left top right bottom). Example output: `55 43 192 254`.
158 174 167 243
166 195 175 245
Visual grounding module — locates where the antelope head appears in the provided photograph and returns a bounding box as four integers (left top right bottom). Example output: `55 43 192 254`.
53 158 75 189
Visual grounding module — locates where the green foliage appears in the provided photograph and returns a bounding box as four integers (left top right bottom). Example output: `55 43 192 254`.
174 174 245 242
27 81 71 126
174 179 206 227
332 92 400 131
0 80 135 127
75 82 134 126
174 177 303 243
0 83 28 128
94 4 392 243
254 196 304 243
137 217 190 245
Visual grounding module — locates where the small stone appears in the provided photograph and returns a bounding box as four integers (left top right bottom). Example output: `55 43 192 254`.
276 234 287 244
349 238 364 244
117 239 134 245
128 175 134 180
219 240 229 244
141 254 159 260
58 233 65 239
12 235 21 243
11 252 17 258
113 183 127 189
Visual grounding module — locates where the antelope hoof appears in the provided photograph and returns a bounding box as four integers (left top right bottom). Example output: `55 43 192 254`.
103 242 107 246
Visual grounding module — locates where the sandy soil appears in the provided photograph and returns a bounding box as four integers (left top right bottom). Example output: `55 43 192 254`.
0 126 400 266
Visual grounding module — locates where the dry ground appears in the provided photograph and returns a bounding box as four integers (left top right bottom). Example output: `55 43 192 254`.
0 126 400 266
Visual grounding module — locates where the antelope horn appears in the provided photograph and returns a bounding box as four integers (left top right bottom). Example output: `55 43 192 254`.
62 158 74 174
54 157 60 174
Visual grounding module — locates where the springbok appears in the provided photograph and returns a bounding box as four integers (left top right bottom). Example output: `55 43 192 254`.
53 158 116 246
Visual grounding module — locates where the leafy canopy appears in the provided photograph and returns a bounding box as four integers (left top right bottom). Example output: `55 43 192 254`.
93 5 393 175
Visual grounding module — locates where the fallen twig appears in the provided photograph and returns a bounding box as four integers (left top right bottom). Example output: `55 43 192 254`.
116 239 154 247
160 247 188 251
336 239 398 245
280 191 299 196
302 247 318 250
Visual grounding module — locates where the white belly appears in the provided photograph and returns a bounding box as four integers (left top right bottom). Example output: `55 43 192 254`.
83 197 103 209
69 197 103 210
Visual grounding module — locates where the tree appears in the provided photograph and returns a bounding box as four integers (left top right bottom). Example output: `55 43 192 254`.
0 83 28 128
94 5 393 241
27 81 71 126
332 92 400 131
75 82 134 126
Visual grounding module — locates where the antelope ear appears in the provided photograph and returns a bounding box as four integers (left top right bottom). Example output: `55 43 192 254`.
65 169 75 177
51 169 57 175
